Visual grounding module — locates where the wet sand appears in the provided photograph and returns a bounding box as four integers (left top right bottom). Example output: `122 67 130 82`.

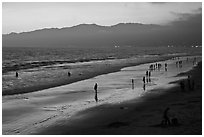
3 54 190 95
37 62 202 135
2 56 201 135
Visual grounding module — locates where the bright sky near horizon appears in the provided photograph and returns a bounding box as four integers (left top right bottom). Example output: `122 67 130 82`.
2 2 202 34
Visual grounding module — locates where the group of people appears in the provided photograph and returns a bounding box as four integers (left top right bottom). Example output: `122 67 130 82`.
161 107 179 127
176 57 198 68
149 63 162 71
14 56 196 104
143 62 167 89
176 60 183 68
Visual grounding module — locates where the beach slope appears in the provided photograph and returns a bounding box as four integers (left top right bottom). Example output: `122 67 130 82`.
37 62 202 135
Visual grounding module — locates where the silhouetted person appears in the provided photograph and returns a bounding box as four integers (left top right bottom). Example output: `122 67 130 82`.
165 63 167 68
158 64 162 71
15 72 18 78
143 76 145 84
146 71 148 77
179 61 182 68
143 83 145 91
165 63 168 71
149 65 153 71
193 57 197 65
94 83 98 102
68 72 71 77
131 79 134 89
148 71 151 77
149 77 151 83
163 107 170 126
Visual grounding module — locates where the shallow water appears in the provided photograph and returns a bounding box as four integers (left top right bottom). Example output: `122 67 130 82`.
3 46 201 94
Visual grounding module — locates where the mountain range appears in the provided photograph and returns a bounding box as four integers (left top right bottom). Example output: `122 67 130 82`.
2 13 201 48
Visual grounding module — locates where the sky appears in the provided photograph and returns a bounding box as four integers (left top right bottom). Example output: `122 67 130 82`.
2 2 202 34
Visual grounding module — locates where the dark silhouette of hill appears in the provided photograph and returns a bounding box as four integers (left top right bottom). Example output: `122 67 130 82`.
2 13 201 48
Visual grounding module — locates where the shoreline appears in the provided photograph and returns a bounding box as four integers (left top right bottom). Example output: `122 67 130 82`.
2 54 197 96
2 56 201 135
36 61 202 135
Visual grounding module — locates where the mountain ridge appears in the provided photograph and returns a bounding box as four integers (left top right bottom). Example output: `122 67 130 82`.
2 14 202 48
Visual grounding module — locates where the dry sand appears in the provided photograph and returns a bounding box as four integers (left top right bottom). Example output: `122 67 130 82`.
36 62 202 135
2 56 202 135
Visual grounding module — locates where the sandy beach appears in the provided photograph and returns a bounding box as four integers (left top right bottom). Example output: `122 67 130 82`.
2 55 202 135
37 60 202 135
2 53 193 96
2 2 202 135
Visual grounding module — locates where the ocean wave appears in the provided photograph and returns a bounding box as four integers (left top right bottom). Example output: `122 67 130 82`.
2 57 117 73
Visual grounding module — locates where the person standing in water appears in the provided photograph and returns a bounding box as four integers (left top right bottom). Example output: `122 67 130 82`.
94 83 98 102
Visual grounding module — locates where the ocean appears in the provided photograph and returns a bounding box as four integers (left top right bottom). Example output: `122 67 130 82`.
2 46 201 95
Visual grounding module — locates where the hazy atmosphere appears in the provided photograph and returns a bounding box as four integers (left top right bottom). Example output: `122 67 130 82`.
2 2 202 135
3 2 201 34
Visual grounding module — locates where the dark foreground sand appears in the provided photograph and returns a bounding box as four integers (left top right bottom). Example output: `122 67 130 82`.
37 62 202 135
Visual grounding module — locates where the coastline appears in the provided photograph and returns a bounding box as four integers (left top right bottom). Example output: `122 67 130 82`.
2 56 201 135
36 61 202 135
2 53 196 96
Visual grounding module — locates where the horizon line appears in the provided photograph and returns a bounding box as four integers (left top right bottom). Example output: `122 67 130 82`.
3 22 159 35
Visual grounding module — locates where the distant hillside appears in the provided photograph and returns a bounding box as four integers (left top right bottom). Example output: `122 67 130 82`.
2 14 202 48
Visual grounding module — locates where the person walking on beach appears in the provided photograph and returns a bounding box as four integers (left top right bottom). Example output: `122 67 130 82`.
143 83 145 91
163 107 170 126
146 71 148 77
15 72 18 78
131 79 134 89
165 63 167 71
68 71 71 77
94 83 98 102
148 71 151 83
143 76 145 84
148 71 151 78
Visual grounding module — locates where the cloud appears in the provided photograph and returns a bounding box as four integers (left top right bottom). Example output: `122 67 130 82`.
169 7 202 23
